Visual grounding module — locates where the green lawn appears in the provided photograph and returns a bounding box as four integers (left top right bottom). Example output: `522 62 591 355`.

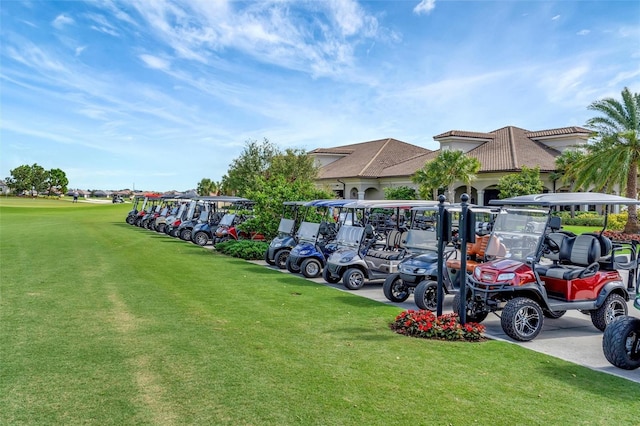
1 198 639 425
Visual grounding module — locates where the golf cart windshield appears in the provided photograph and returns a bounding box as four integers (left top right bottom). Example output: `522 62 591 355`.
297 222 321 242
403 229 439 251
335 225 365 247
277 218 296 235
490 208 548 261
219 214 235 226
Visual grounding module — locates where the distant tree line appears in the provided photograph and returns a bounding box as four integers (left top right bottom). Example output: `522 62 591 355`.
5 164 68 196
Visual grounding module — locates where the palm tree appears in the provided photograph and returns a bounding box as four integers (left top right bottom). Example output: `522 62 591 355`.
412 150 481 202
197 178 218 196
574 87 640 233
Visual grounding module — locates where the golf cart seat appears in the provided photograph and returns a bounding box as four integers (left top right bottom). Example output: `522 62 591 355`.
446 234 491 273
366 230 405 260
538 234 604 280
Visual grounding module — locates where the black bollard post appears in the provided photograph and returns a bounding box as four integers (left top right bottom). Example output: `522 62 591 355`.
459 193 469 324
436 195 447 316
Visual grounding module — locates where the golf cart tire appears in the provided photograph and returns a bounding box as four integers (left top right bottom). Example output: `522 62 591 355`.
126 216 135 225
343 268 365 290
157 223 165 234
591 292 628 331
383 273 409 303
286 257 301 273
301 258 322 279
264 249 275 265
322 267 340 284
543 309 567 319
602 316 640 370
275 249 290 270
180 229 192 241
194 232 209 246
414 280 438 311
501 297 544 342
452 293 488 323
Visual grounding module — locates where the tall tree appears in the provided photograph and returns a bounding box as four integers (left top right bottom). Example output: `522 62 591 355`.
5 163 48 195
47 168 69 195
266 148 319 183
573 87 640 233
412 150 480 201
223 138 279 196
498 166 544 199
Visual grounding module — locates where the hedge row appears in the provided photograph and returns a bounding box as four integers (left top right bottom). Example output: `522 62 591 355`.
215 240 269 260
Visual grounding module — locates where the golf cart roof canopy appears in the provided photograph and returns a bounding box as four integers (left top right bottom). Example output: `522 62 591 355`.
490 192 640 207
303 199 352 207
343 200 440 209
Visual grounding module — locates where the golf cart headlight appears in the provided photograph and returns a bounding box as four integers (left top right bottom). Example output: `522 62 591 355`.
474 267 481 279
415 268 426 274
273 242 282 248
300 249 311 255
497 273 515 282
340 256 354 263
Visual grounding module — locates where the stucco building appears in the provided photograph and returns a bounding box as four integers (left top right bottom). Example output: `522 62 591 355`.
310 125 591 205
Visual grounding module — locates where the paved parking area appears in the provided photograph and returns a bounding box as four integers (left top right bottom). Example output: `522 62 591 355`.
256 260 640 384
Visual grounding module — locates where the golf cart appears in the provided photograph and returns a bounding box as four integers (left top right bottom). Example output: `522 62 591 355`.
322 200 439 290
190 197 251 246
461 192 640 342
384 205 497 310
264 201 308 269
285 199 351 278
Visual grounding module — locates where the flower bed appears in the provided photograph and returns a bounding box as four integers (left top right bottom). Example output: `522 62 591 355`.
390 310 486 342
602 230 640 243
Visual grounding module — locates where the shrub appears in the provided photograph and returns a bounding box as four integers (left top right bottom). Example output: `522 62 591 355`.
215 240 269 260
390 310 485 342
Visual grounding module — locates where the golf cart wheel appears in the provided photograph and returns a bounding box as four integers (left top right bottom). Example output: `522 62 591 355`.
383 273 409 303
322 267 339 284
180 229 192 241
264 249 275 265
194 232 209 246
452 292 488 323
126 216 135 225
543 309 567 319
501 297 544 342
157 223 166 233
343 268 365 290
591 292 628 331
602 316 640 370
286 257 301 273
414 280 438 311
275 250 290 270
301 258 322 279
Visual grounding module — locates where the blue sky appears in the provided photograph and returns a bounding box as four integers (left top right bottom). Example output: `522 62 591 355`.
1 0 639 192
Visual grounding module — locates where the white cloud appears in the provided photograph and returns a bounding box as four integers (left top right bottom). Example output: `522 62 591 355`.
52 14 74 29
577 29 590 36
414 0 436 15
139 54 170 70
75 46 87 56
551 15 560 21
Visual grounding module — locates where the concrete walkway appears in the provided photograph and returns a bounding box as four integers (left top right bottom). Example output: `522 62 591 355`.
254 260 640 384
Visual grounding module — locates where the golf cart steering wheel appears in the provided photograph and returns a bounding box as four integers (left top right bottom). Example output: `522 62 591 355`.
544 235 561 254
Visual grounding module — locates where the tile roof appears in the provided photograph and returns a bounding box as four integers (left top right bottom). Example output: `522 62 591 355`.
464 126 561 172
314 125 587 180
315 138 433 179
433 130 495 140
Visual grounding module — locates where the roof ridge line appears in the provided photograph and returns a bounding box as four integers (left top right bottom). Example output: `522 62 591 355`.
508 127 518 169
359 138 391 175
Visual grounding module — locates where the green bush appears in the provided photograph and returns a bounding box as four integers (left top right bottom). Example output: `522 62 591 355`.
215 240 269 260
552 211 605 227
607 213 627 231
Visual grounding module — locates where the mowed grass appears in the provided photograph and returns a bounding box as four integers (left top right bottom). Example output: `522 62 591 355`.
1 198 639 425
